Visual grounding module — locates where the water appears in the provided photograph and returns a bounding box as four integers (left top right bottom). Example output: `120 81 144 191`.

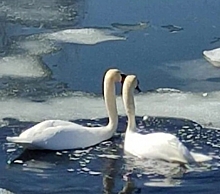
0 0 220 193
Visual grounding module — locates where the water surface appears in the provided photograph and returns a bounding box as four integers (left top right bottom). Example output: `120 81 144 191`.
0 0 220 193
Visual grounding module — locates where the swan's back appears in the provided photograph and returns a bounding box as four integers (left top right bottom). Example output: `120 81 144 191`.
7 120 111 150
31 124 107 150
19 120 75 139
125 132 195 164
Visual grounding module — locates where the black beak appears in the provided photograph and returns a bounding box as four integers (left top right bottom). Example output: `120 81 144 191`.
135 79 142 93
135 84 142 93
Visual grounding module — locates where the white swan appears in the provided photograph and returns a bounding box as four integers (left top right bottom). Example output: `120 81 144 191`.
123 75 212 164
6 69 125 150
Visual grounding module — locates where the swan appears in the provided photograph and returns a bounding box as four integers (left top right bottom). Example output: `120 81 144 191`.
122 75 212 164
6 69 126 150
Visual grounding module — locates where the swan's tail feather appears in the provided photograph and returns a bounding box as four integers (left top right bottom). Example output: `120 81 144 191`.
6 136 32 144
190 152 212 163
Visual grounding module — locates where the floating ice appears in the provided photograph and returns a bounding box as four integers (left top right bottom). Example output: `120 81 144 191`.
111 21 149 32
43 28 126 45
0 90 220 129
0 55 47 78
16 38 58 56
203 48 220 67
161 24 183 33
0 95 111 122
0 0 82 28
138 91 220 129
0 188 14 194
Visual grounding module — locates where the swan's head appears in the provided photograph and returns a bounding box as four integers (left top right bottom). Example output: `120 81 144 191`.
102 68 127 98
123 75 141 93
102 69 141 96
104 68 125 83
103 68 141 85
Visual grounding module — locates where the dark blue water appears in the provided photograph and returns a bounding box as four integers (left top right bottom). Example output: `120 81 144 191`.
0 0 220 193
0 116 219 194
1 116 220 193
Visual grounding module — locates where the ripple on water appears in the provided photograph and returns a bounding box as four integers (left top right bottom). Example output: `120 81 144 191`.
1 116 220 193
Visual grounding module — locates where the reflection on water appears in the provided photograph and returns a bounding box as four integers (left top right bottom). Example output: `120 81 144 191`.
1 116 219 193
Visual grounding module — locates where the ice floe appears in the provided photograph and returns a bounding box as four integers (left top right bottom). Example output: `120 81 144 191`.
0 188 14 194
15 38 58 56
0 55 47 78
0 0 83 28
0 90 220 129
161 24 183 33
111 21 149 32
203 48 220 67
43 28 126 45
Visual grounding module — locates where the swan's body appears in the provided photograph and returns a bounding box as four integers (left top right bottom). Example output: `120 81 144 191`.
123 75 212 164
7 69 123 150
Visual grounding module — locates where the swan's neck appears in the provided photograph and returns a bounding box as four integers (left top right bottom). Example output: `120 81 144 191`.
123 85 137 132
104 78 118 132
127 113 136 132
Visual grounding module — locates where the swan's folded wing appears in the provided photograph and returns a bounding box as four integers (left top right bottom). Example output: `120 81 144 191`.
159 135 195 164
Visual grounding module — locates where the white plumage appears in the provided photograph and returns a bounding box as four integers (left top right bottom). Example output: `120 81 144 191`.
6 69 123 150
123 75 212 164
